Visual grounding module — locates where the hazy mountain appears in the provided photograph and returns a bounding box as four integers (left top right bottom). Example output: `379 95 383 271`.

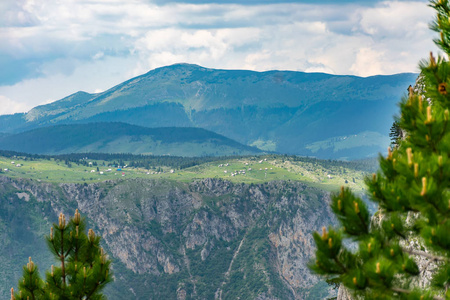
0 64 417 159
0 122 261 156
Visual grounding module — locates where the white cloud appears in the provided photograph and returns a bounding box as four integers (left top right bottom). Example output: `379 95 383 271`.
350 48 385 77
92 52 105 60
358 1 430 38
0 95 30 115
0 56 137 110
0 0 440 114
0 0 39 27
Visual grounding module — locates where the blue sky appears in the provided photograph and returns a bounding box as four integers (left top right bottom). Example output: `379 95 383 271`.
0 0 438 114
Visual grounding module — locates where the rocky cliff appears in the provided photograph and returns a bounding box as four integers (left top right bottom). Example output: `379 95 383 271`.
0 176 336 299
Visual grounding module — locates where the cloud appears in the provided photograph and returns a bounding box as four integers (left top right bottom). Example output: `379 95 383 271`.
350 48 385 76
0 95 30 115
347 1 436 76
131 1 436 75
0 0 40 27
0 0 439 114
0 55 138 112
153 0 427 4
358 1 430 37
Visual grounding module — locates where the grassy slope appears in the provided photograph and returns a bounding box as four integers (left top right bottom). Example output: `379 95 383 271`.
0 154 372 193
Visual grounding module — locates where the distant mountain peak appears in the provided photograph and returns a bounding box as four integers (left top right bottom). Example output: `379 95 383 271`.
147 62 207 74
0 65 418 159
167 62 204 68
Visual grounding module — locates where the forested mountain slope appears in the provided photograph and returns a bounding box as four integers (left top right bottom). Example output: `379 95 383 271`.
0 122 261 156
0 64 416 159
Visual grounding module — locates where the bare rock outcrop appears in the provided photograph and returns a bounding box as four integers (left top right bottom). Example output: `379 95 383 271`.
0 176 337 299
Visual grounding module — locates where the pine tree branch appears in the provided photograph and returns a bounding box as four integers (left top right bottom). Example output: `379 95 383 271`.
392 287 444 300
393 227 406 239
402 247 449 262
64 247 72 258
28 270 36 300
391 287 411 295
424 195 441 214
357 213 368 234
60 228 66 288
85 281 100 300
438 119 448 143
333 257 347 273
50 239 59 258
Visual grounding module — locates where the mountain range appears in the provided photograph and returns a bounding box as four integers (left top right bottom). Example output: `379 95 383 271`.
0 63 417 159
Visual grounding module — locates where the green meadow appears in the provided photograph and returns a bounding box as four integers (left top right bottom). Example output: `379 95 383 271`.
0 154 373 193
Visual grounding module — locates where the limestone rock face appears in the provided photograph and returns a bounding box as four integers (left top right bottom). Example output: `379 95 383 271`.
0 176 337 299
337 285 353 300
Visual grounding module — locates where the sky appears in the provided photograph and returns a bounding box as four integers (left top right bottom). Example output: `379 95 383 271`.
0 0 440 115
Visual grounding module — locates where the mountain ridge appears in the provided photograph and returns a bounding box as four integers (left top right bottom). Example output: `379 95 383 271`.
0 122 262 156
0 63 418 159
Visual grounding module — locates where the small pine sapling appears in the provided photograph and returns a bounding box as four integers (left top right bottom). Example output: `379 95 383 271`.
11 209 113 300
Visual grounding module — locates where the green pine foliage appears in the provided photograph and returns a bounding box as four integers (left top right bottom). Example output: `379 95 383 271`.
11 210 113 300
389 121 403 148
311 1 450 299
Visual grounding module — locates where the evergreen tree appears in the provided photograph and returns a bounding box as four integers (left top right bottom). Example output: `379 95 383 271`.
310 1 450 299
389 120 403 148
11 210 113 300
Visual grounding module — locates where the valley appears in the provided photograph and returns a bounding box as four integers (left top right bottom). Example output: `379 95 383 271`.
0 152 376 299
0 64 406 299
